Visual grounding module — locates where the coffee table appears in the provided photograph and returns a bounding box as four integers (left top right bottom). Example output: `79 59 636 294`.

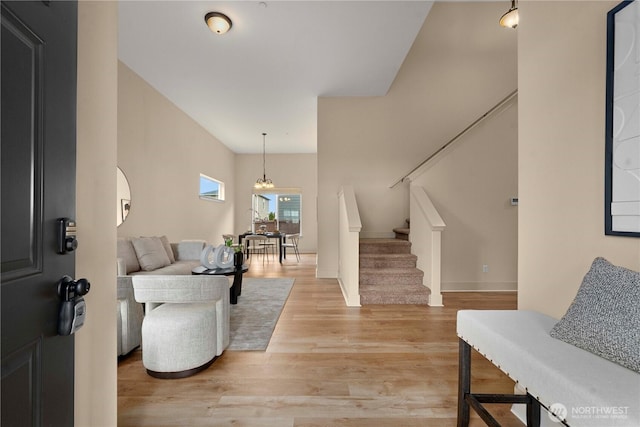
191 264 248 304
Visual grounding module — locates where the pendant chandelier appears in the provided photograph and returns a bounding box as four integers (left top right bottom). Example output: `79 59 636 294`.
254 132 274 189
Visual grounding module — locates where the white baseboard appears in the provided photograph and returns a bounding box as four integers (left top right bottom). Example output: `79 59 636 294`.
442 281 517 292
337 278 361 307
316 268 337 279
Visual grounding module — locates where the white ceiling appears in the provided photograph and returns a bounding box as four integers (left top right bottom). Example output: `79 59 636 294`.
118 1 433 154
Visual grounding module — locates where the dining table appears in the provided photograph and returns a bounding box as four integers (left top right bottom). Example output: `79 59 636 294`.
238 232 287 263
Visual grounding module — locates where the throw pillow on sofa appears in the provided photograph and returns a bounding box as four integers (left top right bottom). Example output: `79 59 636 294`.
132 236 172 271
117 237 141 274
159 235 176 263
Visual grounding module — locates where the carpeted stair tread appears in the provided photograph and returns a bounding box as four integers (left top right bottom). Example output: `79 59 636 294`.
360 281 426 290
392 228 410 234
360 253 417 269
359 268 424 286
360 238 410 245
360 293 429 305
360 286 430 305
360 267 424 276
360 253 415 259
359 239 411 254
393 227 410 240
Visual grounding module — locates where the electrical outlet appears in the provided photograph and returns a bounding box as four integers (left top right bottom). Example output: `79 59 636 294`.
482 264 489 273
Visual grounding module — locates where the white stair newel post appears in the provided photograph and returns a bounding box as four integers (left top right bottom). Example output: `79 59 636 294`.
429 227 443 307
337 185 362 307
409 184 445 307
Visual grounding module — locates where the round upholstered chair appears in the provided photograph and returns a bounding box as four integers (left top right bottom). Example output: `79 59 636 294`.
141 302 216 378
132 275 230 379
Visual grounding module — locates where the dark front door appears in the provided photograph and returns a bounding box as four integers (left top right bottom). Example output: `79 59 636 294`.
1 1 78 426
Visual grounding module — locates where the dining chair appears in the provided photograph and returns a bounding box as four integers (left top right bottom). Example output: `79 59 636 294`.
282 233 300 262
259 236 277 263
243 235 268 264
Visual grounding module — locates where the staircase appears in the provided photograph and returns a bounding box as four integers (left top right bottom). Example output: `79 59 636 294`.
392 218 410 240
359 238 430 304
393 227 410 240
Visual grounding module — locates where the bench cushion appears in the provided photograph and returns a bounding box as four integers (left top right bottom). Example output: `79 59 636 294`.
457 310 640 426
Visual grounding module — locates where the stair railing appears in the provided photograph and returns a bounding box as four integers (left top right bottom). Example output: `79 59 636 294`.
338 185 362 307
410 185 446 306
390 89 518 188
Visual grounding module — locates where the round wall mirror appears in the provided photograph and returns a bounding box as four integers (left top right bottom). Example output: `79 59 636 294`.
117 167 131 227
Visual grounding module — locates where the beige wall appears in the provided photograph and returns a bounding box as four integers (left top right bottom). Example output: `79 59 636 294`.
75 1 118 425
234 153 318 253
317 2 517 277
413 102 518 291
117 62 236 245
518 1 640 318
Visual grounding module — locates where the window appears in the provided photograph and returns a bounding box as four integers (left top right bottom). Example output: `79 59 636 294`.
251 192 301 234
278 195 301 232
254 194 271 220
199 174 224 201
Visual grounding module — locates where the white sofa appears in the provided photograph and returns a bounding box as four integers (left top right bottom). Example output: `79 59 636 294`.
117 237 205 277
116 237 206 356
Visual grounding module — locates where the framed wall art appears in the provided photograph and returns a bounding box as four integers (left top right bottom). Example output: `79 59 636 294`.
121 199 131 223
605 0 640 237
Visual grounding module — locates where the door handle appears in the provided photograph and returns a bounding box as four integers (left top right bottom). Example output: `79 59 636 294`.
57 275 90 335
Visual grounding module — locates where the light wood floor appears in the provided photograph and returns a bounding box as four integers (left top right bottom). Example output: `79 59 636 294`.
118 254 524 427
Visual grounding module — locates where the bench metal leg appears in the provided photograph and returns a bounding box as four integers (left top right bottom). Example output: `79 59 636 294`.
527 395 541 427
457 338 541 427
458 338 471 427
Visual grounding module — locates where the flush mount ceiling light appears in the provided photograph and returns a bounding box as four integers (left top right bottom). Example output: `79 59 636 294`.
255 133 275 189
499 0 519 29
205 12 232 34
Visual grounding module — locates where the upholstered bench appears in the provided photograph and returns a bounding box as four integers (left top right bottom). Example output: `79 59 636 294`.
456 258 640 427
132 275 230 379
457 310 640 426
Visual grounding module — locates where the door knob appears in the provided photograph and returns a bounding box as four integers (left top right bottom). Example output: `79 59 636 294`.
57 275 90 335
57 275 90 301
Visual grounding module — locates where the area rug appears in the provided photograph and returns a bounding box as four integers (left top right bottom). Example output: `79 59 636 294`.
228 278 295 350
